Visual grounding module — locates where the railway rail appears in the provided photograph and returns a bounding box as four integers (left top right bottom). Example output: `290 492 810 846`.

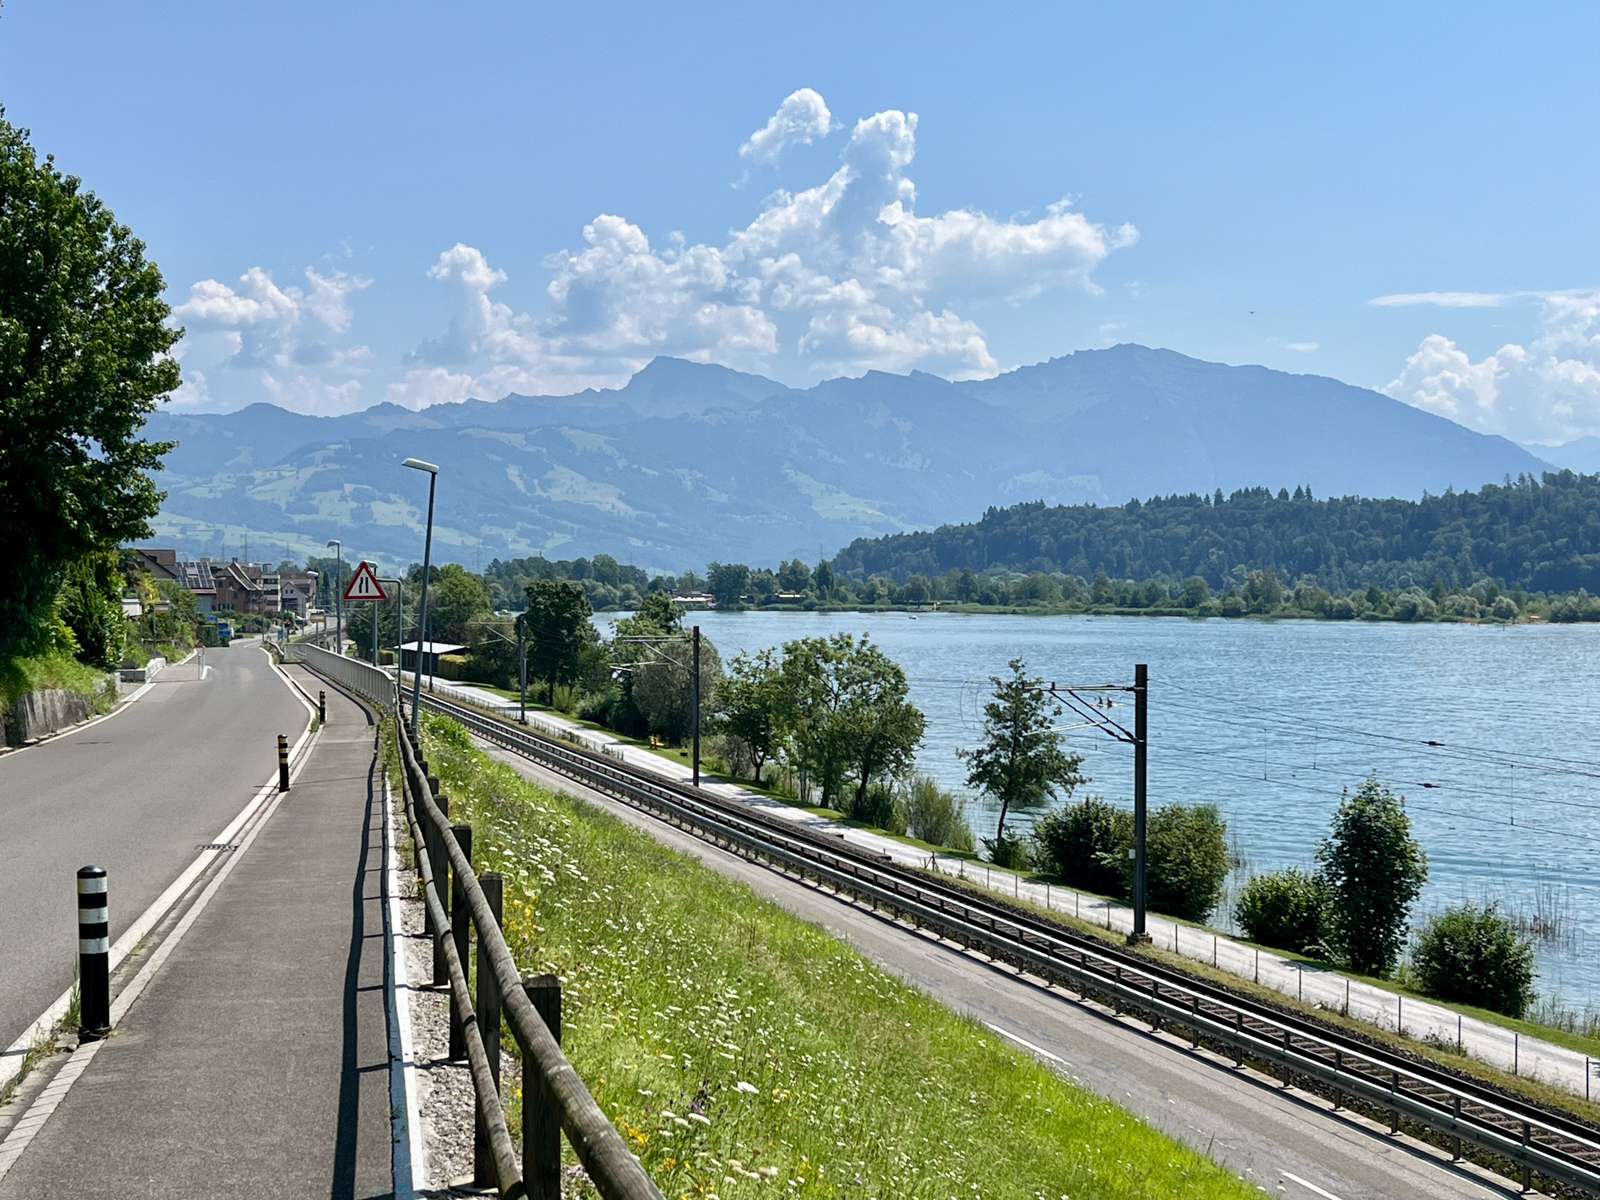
406 687 1600 1196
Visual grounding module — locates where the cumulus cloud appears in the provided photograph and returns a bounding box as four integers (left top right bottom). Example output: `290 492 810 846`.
168 267 370 412
740 88 834 164
174 91 1136 413
1382 291 1600 444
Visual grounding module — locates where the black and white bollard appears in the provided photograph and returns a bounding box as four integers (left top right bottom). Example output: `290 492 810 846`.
77 866 110 1040
318 690 326 724
277 733 290 791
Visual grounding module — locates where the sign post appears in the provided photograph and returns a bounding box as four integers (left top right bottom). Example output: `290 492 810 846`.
343 562 388 664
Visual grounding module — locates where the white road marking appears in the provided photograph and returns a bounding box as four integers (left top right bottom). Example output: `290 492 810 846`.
0 1040 105 1182
985 1022 1064 1063
1281 1170 1343 1200
383 772 424 1197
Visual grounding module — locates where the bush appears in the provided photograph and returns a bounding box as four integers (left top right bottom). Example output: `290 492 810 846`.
983 830 1032 870
1491 595 1519 620
1412 902 1536 1018
1031 796 1130 895
900 774 975 852
1143 803 1231 922
1235 867 1328 953
848 781 906 835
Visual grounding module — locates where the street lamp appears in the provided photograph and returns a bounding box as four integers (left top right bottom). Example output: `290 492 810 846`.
326 539 342 654
402 458 439 733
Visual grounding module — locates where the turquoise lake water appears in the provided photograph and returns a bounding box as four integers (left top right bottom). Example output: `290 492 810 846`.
608 610 1600 1005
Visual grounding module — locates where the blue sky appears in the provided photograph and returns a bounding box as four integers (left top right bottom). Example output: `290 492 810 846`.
4 2 1598 443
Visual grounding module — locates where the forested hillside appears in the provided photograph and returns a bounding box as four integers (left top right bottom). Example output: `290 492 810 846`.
832 472 1600 594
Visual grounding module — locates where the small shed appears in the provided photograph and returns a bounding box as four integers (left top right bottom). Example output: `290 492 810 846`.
399 640 467 675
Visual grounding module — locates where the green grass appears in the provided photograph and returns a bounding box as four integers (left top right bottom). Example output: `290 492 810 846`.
0 650 117 714
405 712 1255 1200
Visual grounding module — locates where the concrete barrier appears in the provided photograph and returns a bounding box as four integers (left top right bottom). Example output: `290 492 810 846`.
118 656 166 684
5 688 96 745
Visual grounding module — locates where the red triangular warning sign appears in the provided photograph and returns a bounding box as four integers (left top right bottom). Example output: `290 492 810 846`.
343 561 388 601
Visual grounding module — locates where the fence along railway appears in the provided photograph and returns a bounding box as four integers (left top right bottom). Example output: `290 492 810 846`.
287 643 1600 1198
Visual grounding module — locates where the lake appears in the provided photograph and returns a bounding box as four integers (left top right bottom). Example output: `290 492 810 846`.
607 610 1600 1006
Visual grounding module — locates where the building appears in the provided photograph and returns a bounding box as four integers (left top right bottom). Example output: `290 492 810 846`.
399 641 466 675
211 560 270 613
273 571 317 619
173 560 217 612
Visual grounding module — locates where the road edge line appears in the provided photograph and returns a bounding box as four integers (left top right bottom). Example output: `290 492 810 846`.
383 769 424 1198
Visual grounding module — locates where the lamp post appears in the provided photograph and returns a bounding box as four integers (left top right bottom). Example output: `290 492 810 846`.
326 540 342 654
402 458 439 734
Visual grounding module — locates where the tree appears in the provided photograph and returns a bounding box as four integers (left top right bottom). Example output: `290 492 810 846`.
718 647 786 781
959 659 1087 851
1316 775 1427 976
1180 576 1210 608
524 579 594 703
1411 902 1536 1018
778 558 813 592
630 633 721 744
706 561 750 611
777 633 924 811
0 115 178 661
57 548 127 668
635 590 680 631
421 563 492 644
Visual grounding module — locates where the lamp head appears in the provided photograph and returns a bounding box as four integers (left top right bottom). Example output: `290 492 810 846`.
402 458 440 474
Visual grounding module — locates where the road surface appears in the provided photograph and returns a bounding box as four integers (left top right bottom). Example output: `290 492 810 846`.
0 641 309 1053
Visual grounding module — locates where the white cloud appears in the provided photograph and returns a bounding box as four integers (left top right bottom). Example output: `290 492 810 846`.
168 267 371 413
1370 291 1506 308
740 88 834 165
1285 342 1318 352
172 91 1135 413
1382 291 1600 443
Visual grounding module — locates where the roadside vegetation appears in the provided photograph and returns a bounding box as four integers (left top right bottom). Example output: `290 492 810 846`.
405 710 1259 1200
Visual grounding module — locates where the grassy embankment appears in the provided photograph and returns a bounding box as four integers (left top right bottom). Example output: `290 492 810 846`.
0 651 117 716
399 711 1256 1200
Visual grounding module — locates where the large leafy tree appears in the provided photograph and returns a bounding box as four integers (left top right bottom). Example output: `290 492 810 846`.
777 633 924 810
960 658 1087 844
524 579 594 702
718 646 787 781
1316 774 1428 977
0 115 178 661
706 561 750 611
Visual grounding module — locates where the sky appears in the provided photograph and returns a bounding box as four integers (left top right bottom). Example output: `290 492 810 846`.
3 2 1599 445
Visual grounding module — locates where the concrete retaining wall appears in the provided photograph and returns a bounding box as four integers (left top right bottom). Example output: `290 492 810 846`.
5 688 96 746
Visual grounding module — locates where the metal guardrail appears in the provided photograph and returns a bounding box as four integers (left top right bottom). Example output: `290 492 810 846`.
417 689 1600 1198
288 648 662 1200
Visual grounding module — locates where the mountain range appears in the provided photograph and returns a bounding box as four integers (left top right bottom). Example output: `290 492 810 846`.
144 344 1554 573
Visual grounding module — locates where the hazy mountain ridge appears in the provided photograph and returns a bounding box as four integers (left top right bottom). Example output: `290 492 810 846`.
145 345 1553 572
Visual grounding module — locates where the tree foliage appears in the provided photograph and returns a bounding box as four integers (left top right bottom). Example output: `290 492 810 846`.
1142 803 1231 922
57 548 127 668
959 659 1087 846
1031 796 1130 895
1411 902 1537 1018
524 579 594 701
0 114 177 660
1235 867 1329 954
831 475 1600 595
1316 775 1428 976
718 647 786 781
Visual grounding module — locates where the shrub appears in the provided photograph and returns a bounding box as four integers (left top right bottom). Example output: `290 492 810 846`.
1491 595 1519 620
984 830 1032 870
900 774 975 852
848 781 907 835
1031 796 1130 895
1235 867 1328 952
1143 803 1231 922
1412 902 1536 1018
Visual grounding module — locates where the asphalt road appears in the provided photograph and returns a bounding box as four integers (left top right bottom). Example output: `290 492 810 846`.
0 641 309 1052
487 744 1526 1200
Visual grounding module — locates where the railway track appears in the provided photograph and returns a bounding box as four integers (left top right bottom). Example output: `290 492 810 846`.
414 688 1600 1196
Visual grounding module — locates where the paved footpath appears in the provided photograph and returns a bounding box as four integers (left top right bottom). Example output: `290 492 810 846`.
424 674 1596 1099
0 667 393 1200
